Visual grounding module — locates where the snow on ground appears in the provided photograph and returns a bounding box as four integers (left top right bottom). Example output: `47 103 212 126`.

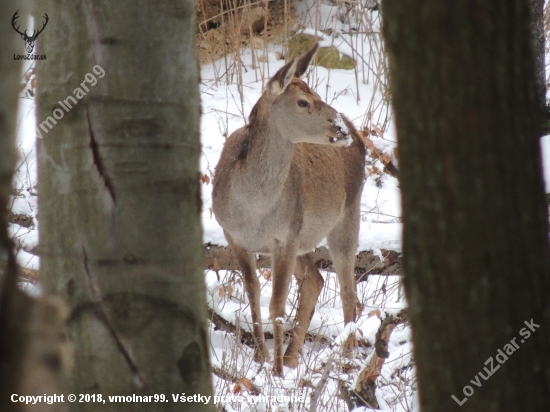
207 271 405 339
207 270 412 411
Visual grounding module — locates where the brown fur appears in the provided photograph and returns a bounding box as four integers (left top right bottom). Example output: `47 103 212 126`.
212 44 366 376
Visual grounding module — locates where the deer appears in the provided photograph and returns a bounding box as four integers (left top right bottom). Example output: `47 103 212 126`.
212 43 366 376
12 11 49 54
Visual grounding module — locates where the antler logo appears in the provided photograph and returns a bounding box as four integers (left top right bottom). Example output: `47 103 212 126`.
12 11 49 54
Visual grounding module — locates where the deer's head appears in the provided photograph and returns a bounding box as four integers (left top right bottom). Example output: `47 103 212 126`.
12 11 49 54
250 43 351 146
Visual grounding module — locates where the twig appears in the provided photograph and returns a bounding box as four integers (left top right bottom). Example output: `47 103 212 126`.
309 353 334 412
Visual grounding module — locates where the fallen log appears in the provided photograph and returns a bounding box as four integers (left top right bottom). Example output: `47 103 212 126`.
204 244 402 281
16 245 402 285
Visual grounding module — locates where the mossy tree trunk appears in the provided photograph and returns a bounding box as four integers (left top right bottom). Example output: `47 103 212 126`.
36 1 214 411
383 1 550 411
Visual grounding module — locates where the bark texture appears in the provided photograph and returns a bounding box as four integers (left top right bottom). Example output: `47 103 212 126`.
0 2 31 410
529 0 549 134
383 1 550 411
37 1 214 410
354 315 398 409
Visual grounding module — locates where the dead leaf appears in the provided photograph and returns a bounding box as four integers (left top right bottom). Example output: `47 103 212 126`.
233 377 253 394
259 268 271 281
359 130 374 150
367 309 381 319
372 124 384 138
218 284 233 299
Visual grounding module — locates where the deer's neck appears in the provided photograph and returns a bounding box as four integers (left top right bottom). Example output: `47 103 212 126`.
234 123 295 209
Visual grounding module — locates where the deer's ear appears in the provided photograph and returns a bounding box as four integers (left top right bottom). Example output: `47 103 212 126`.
268 58 298 96
294 43 319 78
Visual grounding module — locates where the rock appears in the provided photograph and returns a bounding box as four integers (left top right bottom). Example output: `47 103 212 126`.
287 33 356 70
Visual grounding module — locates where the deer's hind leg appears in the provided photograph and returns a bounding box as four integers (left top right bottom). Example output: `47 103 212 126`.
283 253 324 369
224 231 270 364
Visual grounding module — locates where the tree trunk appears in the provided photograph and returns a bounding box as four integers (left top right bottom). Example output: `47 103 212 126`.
383 1 550 411
0 2 30 410
529 0 549 134
36 1 214 410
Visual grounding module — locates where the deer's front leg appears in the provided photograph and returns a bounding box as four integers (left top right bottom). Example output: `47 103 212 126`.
327 204 361 357
269 243 297 377
225 231 270 363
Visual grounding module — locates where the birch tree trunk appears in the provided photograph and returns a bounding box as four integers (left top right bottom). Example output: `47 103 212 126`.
36 1 214 410
383 1 550 410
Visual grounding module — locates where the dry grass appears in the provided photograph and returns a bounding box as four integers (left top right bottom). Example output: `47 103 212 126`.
196 0 392 135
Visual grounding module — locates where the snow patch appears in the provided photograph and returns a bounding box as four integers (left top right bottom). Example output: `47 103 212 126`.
335 112 349 134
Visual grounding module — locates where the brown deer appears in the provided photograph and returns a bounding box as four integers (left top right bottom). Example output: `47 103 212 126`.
212 44 366 376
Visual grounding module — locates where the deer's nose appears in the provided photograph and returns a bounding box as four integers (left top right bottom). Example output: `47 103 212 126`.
334 113 350 137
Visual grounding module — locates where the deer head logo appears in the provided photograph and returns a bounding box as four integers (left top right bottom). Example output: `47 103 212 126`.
12 11 49 54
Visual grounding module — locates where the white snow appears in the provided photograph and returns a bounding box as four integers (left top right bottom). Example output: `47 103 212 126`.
541 135 550 192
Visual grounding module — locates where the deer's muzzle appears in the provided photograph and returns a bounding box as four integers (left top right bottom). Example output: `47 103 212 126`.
328 113 352 146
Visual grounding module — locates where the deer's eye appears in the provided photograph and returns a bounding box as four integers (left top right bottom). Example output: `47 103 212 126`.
297 100 309 108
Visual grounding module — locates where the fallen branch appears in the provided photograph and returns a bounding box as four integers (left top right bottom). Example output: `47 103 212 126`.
205 244 401 280
211 365 261 395
353 309 409 409
17 245 401 288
